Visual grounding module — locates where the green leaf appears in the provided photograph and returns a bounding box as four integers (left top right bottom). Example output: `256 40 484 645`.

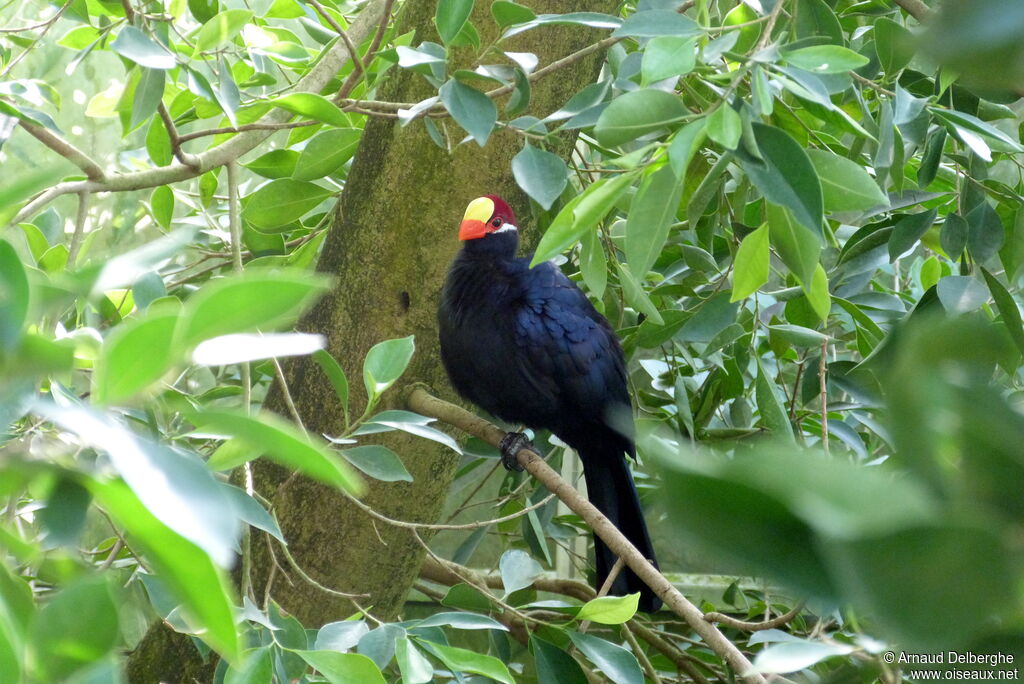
512 144 568 210
580 226 607 300
731 223 769 301
27 575 118 681
616 263 664 325
641 36 696 84
242 179 333 230
417 612 508 631
724 2 762 52
151 185 174 227
395 636 433 684
356 410 461 454
293 128 361 181
751 639 853 674
667 118 706 178
967 201 1005 263
874 17 914 74
111 26 175 69
755 360 794 441
180 269 330 346
567 631 643 684
888 209 937 261
530 172 636 265
362 335 415 399
917 127 946 187
190 410 364 494
243 149 300 179
417 641 513 684
932 108 1023 153
191 332 325 365
0 240 29 352
207 437 257 471
981 268 1024 357
767 203 820 286
594 89 688 147
626 164 684 279
825 524 1014 648
39 404 240 565
93 309 181 404
531 635 587 684
270 93 351 127
806 149 888 213
941 213 969 260
90 479 240 661
783 45 869 73
194 9 252 54
130 67 165 131
341 445 412 482
435 0 474 44
499 549 541 594
937 276 988 314
491 1 535 28
611 9 699 38
439 79 497 146
576 594 639 624
0 164 66 226
738 123 823 234
313 349 349 416
221 484 285 543
503 12 620 38
296 651 385 684
225 647 273 684
769 324 828 347
706 104 741 150
804 263 831 322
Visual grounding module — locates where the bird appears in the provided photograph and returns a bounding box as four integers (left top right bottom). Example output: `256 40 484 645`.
438 194 660 612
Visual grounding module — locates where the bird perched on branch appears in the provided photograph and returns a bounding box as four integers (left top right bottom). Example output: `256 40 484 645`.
438 195 660 612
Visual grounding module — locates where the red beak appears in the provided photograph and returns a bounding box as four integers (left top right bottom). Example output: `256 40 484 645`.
459 219 489 241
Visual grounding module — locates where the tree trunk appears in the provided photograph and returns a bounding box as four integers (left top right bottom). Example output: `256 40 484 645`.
254 0 617 626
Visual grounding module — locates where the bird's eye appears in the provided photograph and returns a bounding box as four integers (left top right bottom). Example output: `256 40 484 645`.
491 218 502 227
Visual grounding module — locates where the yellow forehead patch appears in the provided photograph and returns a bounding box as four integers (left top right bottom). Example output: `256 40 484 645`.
463 196 494 223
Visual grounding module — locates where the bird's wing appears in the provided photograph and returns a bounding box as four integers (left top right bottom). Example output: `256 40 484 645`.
511 263 629 419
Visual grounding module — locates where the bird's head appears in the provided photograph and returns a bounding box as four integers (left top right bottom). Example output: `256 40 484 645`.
459 195 517 241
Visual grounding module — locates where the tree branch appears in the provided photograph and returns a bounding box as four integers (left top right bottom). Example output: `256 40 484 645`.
6 0 389 227
406 388 765 684
18 120 105 181
890 0 931 21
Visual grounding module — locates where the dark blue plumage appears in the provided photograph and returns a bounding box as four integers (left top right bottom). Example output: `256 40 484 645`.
438 196 660 611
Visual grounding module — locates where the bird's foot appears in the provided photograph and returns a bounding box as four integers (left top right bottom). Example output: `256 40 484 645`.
498 432 537 472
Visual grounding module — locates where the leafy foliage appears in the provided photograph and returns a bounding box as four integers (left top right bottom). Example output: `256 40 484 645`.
1 0 1023 681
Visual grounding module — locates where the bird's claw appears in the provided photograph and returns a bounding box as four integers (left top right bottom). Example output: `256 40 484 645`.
498 432 536 472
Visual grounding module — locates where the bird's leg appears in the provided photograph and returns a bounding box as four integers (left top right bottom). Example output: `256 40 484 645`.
498 430 537 472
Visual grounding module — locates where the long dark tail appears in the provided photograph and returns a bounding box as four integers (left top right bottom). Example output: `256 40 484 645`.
580 445 661 612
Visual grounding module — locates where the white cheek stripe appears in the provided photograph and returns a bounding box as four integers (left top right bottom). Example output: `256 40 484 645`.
495 223 517 233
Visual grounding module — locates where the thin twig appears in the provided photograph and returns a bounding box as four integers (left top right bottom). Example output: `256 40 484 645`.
705 600 806 631
819 339 829 456
0 0 74 32
308 0 366 81
275 537 369 599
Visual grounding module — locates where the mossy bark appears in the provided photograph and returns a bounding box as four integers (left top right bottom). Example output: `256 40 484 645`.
127 0 616 679
253 0 617 627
